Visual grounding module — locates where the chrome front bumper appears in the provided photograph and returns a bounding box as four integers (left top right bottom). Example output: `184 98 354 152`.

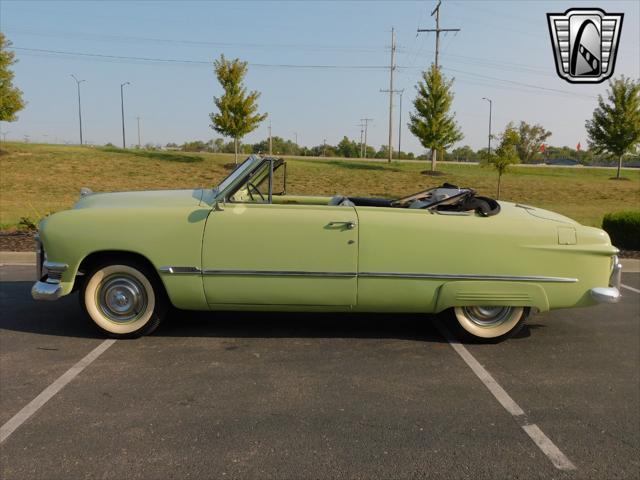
31 236 68 302
590 255 622 304
31 280 63 301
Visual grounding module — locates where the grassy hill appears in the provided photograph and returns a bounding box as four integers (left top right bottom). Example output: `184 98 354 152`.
1 142 639 229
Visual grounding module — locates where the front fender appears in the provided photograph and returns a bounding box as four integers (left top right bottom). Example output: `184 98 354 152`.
38 206 211 309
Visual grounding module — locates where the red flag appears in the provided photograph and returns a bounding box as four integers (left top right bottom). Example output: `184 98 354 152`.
576 142 581 151
539 143 546 153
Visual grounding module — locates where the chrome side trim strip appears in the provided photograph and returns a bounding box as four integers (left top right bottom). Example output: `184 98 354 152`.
202 270 357 278
158 267 577 283
159 266 201 275
358 272 578 283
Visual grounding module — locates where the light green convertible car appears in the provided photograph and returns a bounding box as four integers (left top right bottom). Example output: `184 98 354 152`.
32 155 621 341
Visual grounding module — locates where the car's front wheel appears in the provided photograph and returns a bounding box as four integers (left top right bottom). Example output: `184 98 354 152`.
450 306 530 342
80 260 167 338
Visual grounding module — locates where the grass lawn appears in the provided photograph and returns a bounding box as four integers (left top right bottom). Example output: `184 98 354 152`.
1 142 639 229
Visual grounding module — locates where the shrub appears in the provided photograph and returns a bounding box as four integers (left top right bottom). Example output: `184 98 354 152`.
18 216 37 231
602 211 640 250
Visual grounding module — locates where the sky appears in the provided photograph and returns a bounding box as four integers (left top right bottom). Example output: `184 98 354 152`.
0 0 638 155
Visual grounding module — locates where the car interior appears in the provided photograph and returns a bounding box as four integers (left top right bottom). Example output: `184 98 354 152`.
226 157 500 217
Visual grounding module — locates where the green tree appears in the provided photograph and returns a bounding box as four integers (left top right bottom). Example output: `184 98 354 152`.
408 65 463 172
450 145 477 162
516 121 552 163
337 136 360 158
586 76 640 179
210 54 267 163
0 33 25 122
485 123 520 199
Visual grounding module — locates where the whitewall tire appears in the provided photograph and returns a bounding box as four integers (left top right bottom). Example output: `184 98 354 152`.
80 261 167 338
451 306 530 342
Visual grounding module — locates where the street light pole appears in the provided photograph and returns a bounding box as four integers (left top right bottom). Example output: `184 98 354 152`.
120 82 130 149
71 75 85 145
482 97 492 156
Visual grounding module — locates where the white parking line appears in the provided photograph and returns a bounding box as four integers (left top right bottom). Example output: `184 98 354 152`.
621 284 640 294
0 339 116 444
434 320 576 471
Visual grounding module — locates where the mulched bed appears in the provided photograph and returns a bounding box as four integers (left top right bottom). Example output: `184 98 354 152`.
2 230 638 260
0 231 37 252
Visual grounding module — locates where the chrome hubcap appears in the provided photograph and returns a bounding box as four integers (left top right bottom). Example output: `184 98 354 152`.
98 274 147 323
462 306 514 327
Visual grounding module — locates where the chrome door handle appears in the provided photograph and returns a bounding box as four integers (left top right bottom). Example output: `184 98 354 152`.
328 221 356 229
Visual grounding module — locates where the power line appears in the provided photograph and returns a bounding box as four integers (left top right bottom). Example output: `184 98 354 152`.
7 28 386 53
14 46 597 100
13 47 388 70
441 66 596 100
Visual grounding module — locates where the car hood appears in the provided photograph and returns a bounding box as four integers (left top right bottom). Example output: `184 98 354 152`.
74 189 206 210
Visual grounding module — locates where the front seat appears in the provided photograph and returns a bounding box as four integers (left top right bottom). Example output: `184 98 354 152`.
328 195 355 207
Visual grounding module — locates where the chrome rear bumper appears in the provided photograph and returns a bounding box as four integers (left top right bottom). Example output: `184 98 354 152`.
590 287 621 303
590 255 622 304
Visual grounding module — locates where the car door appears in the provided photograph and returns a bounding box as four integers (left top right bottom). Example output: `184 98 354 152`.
201 202 358 307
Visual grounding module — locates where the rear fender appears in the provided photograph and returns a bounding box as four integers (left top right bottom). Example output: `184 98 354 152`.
434 281 550 313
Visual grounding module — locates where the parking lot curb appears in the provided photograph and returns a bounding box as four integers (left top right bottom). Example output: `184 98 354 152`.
0 252 36 265
620 258 640 273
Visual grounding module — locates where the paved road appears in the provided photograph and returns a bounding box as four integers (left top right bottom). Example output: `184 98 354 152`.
0 269 638 479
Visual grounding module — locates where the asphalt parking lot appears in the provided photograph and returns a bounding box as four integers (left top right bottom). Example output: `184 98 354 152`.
1 265 638 479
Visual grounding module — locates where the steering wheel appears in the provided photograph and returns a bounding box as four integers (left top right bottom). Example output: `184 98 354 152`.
247 181 265 202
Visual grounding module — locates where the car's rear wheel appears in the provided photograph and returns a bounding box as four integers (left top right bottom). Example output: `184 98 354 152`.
450 306 530 342
80 261 167 338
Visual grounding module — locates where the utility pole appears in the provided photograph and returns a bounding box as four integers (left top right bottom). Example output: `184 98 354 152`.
136 116 141 148
70 75 85 145
398 89 404 155
358 123 364 157
360 118 373 159
268 120 272 155
120 81 130 149
482 97 492 157
417 1 460 171
294 132 298 146
387 27 396 163
0 131 10 142
417 0 460 70
323 138 327 157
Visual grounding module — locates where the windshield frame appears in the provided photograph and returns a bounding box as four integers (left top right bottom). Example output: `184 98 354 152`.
212 155 263 200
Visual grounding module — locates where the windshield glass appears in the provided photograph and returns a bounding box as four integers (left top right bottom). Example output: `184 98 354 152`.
213 156 261 194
